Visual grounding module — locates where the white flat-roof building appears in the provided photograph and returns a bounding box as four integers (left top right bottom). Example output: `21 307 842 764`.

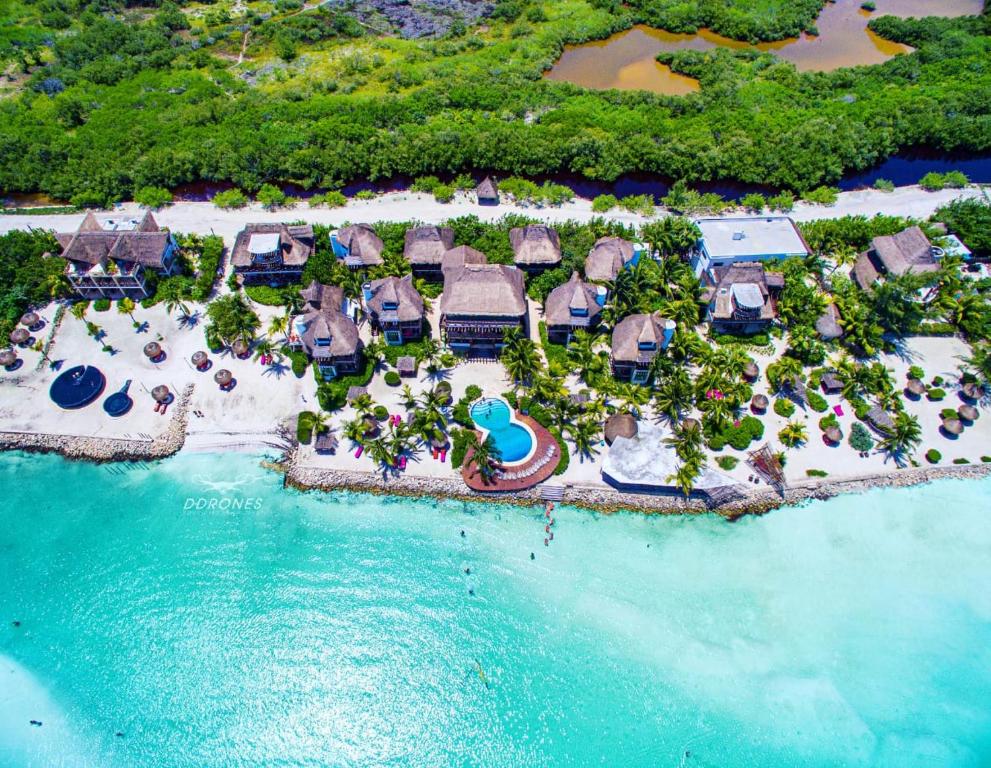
690 216 810 277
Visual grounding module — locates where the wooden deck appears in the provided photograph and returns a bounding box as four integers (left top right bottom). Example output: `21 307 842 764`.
461 412 562 492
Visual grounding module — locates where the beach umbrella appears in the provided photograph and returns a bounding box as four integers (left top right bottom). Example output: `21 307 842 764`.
20 311 39 328
958 404 979 423
824 426 842 444
232 338 250 358
961 382 984 402
143 341 162 359
750 394 769 413
0 349 17 368
942 418 964 436
9 328 29 345
151 384 170 402
743 361 759 382
214 368 233 387
192 351 208 369
604 413 638 445
904 378 926 398
362 417 380 437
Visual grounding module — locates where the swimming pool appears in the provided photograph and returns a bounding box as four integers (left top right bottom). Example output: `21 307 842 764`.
469 397 535 464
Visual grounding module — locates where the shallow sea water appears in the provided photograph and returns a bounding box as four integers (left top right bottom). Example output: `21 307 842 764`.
1 451 989 767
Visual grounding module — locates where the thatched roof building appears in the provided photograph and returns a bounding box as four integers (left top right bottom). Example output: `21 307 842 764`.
231 223 313 269
476 177 499 205
815 302 844 340
510 225 561 269
543 272 602 329
604 413 638 445
866 406 895 434
335 224 384 268
611 312 674 365
366 274 425 325
584 237 637 282
441 245 487 280
404 226 455 267
441 263 526 318
704 261 778 333
852 226 941 290
315 432 339 454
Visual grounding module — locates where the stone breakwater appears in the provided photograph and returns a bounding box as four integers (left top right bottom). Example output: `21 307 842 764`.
0 384 194 462
284 457 991 518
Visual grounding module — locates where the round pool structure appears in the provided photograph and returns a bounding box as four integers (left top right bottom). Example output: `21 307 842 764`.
469 397 536 465
49 365 106 410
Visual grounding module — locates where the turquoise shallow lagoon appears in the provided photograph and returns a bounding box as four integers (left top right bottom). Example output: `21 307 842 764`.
1 451 990 767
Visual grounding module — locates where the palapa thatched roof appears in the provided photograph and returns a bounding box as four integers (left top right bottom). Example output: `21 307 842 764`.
151 384 170 402
214 368 233 385
942 417 964 435
543 272 602 328
743 361 759 381
143 341 162 358
404 225 455 266
300 280 343 312
611 312 672 364
476 177 499 203
336 224 384 267
366 274 424 324
0 349 17 367
961 381 984 401
584 237 636 282
815 302 844 340
821 372 843 394
57 211 174 272
509 225 561 267
440 245 487 279
396 355 417 375
905 378 927 397
825 426 842 444
866 406 895 434
296 307 361 359
854 226 938 289
9 328 29 344
20 312 39 327
706 262 775 323
191 351 208 366
441 263 526 318
958 404 979 422
232 338 250 357
751 394 769 411
604 413 638 445
315 431 339 453
346 385 367 403
231 223 313 268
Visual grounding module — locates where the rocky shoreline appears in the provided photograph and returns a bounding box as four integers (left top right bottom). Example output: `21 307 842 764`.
0 384 193 462
283 455 991 519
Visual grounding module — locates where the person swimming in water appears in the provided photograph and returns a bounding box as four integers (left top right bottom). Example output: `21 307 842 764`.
530 552 535 560
460 530 465 538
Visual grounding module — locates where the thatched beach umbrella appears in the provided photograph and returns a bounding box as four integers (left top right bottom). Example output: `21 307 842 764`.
750 394 769 413
0 349 17 368
824 426 842 445
9 328 29 346
904 378 926 399
942 417 964 436
431 435 449 451
232 338 250 358
743 361 759 382
604 413 637 445
961 382 984 402
192 350 208 369
151 384 170 402
214 368 233 388
20 311 39 328
958 404 979 423
362 416 380 437
143 341 162 360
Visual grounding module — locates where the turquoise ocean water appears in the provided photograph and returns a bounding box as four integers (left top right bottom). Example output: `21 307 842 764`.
1 451 990 768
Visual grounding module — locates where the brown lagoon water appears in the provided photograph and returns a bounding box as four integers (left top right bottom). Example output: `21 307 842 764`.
545 0 984 95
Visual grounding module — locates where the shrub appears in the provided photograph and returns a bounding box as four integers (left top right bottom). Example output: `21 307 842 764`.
134 186 173 209
711 331 770 347
465 385 482 401
433 184 455 203
925 448 942 464
384 371 401 386
943 171 969 188
355 190 375 200
411 176 441 193
768 192 795 213
806 469 828 477
716 455 739 471
591 194 619 212
908 365 925 381
849 422 874 452
927 388 946 402
244 284 293 306
853 401 871 420
620 194 654 216
981 456 991 463
450 428 472 469
953 458 970 464
774 398 796 417
801 186 839 206
740 193 765 213
452 398 474 427
296 411 316 444
552 429 570 475
931 375 944 386
806 392 828 412
818 413 838 431
309 191 347 208
286 348 308 377
372 405 389 420
93 298 111 312
872 177 893 190
192 235 225 301
919 172 945 191
708 416 764 451
212 189 248 209
257 183 287 210
940 408 958 420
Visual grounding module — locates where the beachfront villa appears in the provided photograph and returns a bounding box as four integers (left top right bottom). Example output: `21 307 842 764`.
703 262 782 335
510 225 562 273
689 216 810 277
404 225 455 279
56 211 180 300
231 223 313 285
440 260 527 357
363 275 425 345
332 224 384 269
544 272 604 345
852 226 943 290
611 312 675 383
441 245 488 278
290 281 363 378
584 236 643 282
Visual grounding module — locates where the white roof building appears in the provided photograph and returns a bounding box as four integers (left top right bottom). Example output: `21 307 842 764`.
691 216 810 277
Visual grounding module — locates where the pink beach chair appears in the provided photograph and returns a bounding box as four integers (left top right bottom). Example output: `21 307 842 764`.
834 404 844 417
399 456 407 470
355 446 363 458
440 449 447 463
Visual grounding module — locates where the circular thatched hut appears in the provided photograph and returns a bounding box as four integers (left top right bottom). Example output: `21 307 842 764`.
824 426 842 445
961 382 984 402
192 351 209 370
743 361 759 382
151 384 170 402
20 311 40 328
750 394 769 413
143 341 163 360
214 368 233 388
232 338 250 358
958 404 979 423
904 378 926 399
0 349 18 368
9 328 29 346
941 417 964 437
604 413 638 445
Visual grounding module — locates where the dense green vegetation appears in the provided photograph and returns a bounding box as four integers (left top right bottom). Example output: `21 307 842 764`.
0 229 65 337
0 0 988 203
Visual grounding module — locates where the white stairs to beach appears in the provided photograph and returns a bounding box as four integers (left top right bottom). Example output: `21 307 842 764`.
540 485 566 502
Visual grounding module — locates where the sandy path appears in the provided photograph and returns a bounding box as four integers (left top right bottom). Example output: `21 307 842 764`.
1 185 986 244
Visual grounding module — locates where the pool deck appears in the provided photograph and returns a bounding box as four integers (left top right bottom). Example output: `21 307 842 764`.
462 412 562 492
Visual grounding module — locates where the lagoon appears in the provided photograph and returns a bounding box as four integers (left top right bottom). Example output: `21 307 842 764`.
1 451 990 767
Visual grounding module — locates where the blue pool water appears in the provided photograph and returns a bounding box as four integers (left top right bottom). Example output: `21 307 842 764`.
1 451 991 767
469 397 534 463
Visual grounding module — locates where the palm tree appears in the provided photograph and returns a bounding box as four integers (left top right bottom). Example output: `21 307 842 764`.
654 369 693 422
400 384 418 410
613 381 651 417
117 296 137 326
465 433 501 481
352 393 375 418
698 395 732 433
778 421 808 448
836 355 873 401
253 338 279 363
70 302 88 321
766 355 804 393
567 418 600 460
343 417 366 447
159 281 191 319
879 412 922 462
959 343 991 388
268 313 289 341
501 334 543 388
